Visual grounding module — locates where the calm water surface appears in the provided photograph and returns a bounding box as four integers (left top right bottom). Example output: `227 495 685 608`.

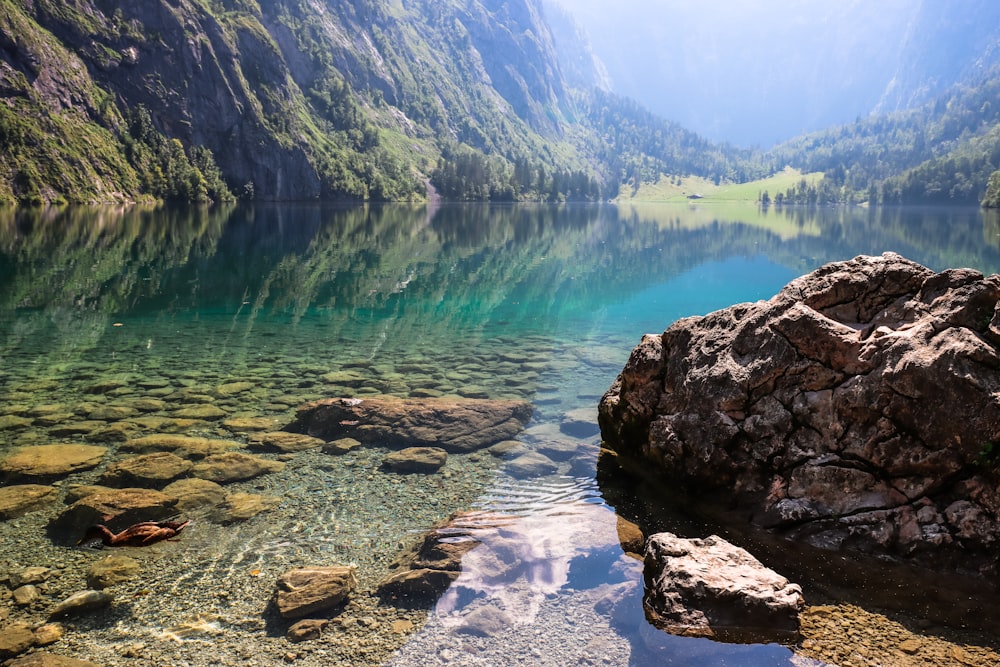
1 203 998 666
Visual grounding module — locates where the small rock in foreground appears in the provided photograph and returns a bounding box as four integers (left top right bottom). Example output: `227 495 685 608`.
643 532 804 643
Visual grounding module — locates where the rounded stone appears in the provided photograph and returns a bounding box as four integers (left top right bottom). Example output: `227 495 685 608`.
0 444 108 479
86 555 141 589
383 447 448 474
0 484 58 519
99 452 193 487
191 452 285 483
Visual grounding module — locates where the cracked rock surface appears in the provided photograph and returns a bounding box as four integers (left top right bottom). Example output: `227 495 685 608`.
599 252 1000 577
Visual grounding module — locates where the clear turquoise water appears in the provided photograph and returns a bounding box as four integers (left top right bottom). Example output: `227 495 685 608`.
1 203 998 665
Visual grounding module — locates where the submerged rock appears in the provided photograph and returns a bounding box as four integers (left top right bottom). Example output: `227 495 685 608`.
191 452 285 483
249 431 325 453
600 254 1000 577
0 484 58 519
322 437 363 455
0 622 35 659
274 566 357 619
121 434 244 458
383 447 448 473
162 478 226 512
86 555 141 589
4 653 100 667
504 451 558 478
643 532 804 643
51 488 178 541
0 444 107 480
49 589 113 618
288 396 532 453
99 452 193 488
212 492 282 523
377 512 493 601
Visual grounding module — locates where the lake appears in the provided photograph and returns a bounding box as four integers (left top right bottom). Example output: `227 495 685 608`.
1 202 998 666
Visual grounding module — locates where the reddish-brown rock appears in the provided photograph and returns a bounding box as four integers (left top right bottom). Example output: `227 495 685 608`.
274 566 357 619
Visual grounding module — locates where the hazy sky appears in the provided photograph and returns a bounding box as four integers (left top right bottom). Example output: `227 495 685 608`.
552 0 920 146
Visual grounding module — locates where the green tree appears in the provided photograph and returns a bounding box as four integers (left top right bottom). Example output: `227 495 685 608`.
982 170 1000 208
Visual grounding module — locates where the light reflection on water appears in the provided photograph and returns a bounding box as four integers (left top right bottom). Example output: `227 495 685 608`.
0 203 998 665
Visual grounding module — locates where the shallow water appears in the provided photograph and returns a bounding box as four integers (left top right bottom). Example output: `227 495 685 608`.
1 202 999 666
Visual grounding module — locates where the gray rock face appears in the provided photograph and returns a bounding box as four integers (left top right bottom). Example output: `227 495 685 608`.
600 253 1000 577
643 533 804 643
288 396 532 453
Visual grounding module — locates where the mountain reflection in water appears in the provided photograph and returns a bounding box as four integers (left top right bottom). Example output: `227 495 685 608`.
0 203 998 666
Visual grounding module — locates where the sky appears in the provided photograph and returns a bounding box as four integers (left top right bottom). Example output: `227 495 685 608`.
549 0 975 147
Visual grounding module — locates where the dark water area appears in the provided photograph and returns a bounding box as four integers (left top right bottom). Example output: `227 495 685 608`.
0 202 998 666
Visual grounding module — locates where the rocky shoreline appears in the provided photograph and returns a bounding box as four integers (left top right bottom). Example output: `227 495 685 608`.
0 296 998 666
600 253 1000 579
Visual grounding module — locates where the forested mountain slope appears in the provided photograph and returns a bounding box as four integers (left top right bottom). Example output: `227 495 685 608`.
2 0 999 206
0 0 596 203
772 68 1000 205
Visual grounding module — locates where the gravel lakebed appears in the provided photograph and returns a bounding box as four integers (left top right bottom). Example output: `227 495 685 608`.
0 337 998 666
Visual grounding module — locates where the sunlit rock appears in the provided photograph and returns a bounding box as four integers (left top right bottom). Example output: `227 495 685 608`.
643 532 804 643
0 484 58 519
4 653 99 667
0 444 107 480
191 452 285 483
212 492 282 523
322 437 363 455
600 253 1000 577
383 447 448 473
121 434 244 458
98 452 193 488
0 622 34 659
86 554 141 589
162 478 226 512
274 566 357 619
249 431 325 453
49 589 113 618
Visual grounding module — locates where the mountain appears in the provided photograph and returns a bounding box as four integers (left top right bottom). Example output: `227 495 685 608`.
557 0 1000 149
874 0 1000 114
0 0 597 204
2 0 999 206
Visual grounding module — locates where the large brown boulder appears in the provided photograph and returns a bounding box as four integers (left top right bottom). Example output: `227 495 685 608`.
287 396 533 453
599 253 1000 577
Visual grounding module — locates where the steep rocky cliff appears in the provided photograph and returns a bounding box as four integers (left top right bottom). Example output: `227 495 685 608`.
0 0 586 203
